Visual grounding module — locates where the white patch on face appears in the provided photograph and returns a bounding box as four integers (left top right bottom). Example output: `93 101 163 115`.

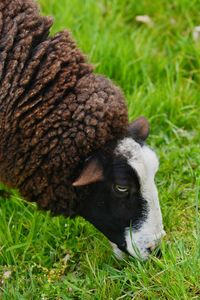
115 138 166 260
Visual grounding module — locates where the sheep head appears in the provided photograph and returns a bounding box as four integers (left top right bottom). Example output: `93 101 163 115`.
73 117 165 260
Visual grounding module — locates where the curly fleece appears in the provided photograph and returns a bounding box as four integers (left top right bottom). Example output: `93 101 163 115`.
0 0 128 216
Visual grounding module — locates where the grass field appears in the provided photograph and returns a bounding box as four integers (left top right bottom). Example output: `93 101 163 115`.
0 0 200 299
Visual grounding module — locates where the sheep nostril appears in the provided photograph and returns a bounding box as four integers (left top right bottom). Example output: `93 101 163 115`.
147 247 153 254
147 246 162 258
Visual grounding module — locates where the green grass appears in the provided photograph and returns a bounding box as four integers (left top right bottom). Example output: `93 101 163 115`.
0 0 200 299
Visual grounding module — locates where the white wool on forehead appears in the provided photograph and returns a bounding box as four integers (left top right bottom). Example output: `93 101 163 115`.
115 138 160 219
115 137 159 187
115 138 142 160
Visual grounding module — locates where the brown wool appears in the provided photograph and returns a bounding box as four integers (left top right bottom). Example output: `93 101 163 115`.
0 0 128 216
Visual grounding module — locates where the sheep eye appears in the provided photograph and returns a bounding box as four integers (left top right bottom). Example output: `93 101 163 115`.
113 184 129 194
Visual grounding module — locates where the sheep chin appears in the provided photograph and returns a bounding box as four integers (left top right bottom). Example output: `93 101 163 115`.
109 242 125 260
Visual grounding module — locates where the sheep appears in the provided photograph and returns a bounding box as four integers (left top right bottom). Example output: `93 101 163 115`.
0 0 165 260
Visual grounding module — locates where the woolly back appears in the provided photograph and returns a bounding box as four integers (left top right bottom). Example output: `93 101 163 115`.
0 0 128 215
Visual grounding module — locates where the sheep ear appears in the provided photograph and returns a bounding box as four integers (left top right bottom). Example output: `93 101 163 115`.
72 158 104 187
128 116 149 141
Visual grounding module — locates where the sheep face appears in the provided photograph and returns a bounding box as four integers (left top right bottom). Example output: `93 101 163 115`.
112 138 166 259
74 117 165 260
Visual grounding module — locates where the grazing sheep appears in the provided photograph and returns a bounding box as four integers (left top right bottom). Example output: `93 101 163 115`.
0 0 165 260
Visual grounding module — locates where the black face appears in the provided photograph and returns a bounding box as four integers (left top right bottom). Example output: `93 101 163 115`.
78 152 148 253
